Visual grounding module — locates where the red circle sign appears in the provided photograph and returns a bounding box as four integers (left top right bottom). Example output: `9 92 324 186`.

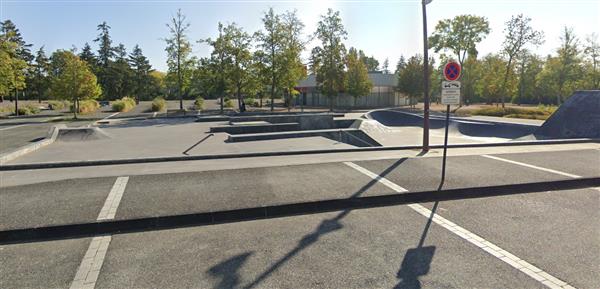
443 62 461 81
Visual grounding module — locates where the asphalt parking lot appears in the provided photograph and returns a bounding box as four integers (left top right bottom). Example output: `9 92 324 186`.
1 148 598 288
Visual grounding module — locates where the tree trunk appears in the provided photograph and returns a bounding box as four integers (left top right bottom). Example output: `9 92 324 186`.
500 56 514 109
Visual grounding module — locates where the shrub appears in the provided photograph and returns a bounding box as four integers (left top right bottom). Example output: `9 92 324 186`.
151 97 166 112
16 104 41 115
471 106 553 119
224 99 234 108
48 100 69 110
194 97 204 110
244 97 257 107
112 96 136 112
71 99 100 114
0 106 14 114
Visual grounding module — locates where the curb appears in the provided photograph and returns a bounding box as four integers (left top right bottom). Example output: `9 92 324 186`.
1 177 598 244
0 138 598 171
0 124 63 164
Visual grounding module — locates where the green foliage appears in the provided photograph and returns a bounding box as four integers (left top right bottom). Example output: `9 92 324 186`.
244 97 257 107
48 50 101 118
470 106 553 120
429 15 491 65
71 99 100 114
0 105 14 114
48 100 69 110
151 97 166 112
346 47 372 98
0 28 28 97
112 96 136 112
16 104 41 115
224 99 234 108
313 8 347 109
194 96 204 110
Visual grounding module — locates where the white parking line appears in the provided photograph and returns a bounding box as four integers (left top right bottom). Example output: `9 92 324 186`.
97 176 129 220
344 161 576 289
102 112 119 120
0 124 29 131
481 155 581 178
70 176 128 289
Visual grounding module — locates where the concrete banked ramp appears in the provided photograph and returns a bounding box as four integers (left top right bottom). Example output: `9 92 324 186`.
535 90 600 139
366 110 538 140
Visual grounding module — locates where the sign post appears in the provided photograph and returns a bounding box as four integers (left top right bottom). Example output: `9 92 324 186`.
438 61 461 189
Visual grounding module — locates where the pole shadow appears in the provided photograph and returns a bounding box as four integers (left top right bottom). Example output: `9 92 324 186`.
208 252 253 289
207 158 408 289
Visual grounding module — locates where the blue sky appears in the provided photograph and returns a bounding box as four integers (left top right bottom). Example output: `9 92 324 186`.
2 0 599 72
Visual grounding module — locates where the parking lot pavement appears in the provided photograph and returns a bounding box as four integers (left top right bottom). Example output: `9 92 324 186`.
0 122 54 154
0 237 91 289
0 177 116 230
420 188 600 289
116 162 390 220
354 153 568 192
95 205 544 289
1 148 598 288
484 149 600 178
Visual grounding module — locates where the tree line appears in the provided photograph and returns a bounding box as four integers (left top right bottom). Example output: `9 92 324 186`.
397 14 599 106
2 10 598 115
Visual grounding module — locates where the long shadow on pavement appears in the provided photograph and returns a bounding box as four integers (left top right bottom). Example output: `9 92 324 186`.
206 158 408 289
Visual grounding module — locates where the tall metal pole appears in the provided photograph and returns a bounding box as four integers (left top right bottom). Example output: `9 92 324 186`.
422 0 431 151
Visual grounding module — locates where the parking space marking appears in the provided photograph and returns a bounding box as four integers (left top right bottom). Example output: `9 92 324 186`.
481 155 581 178
69 236 111 289
344 161 576 289
102 112 120 120
0 124 29 131
71 176 128 289
97 176 129 221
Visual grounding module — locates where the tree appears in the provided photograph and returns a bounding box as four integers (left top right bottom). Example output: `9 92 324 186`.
222 23 254 111
79 42 97 69
499 14 544 107
583 33 600 89
358 50 379 72
0 31 27 102
48 50 101 119
255 8 285 111
395 55 406 75
313 8 347 111
346 47 372 106
129 44 154 101
474 54 515 104
165 9 192 110
201 23 231 113
279 10 307 111
1 20 33 63
382 58 390 74
514 51 544 104
1 20 31 106
429 15 490 105
94 22 114 68
30 47 50 102
554 27 582 104
398 54 426 107
107 43 134 99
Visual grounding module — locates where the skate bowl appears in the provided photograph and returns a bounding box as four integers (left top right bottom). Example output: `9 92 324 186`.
366 110 538 140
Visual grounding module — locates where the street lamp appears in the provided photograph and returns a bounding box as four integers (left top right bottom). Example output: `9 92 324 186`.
422 0 432 151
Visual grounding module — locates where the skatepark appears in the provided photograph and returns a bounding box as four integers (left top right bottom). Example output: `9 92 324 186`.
0 91 599 289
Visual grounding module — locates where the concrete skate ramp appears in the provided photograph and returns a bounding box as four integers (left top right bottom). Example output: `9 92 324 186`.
535 90 600 139
367 110 537 140
56 127 110 142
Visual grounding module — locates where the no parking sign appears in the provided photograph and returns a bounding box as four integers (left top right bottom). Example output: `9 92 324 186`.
442 61 461 105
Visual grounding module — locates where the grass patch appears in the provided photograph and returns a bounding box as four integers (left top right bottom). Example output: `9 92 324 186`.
112 97 136 112
470 106 556 120
0 105 15 114
151 97 166 112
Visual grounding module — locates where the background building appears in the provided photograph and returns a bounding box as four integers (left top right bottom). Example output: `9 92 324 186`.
294 72 410 108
